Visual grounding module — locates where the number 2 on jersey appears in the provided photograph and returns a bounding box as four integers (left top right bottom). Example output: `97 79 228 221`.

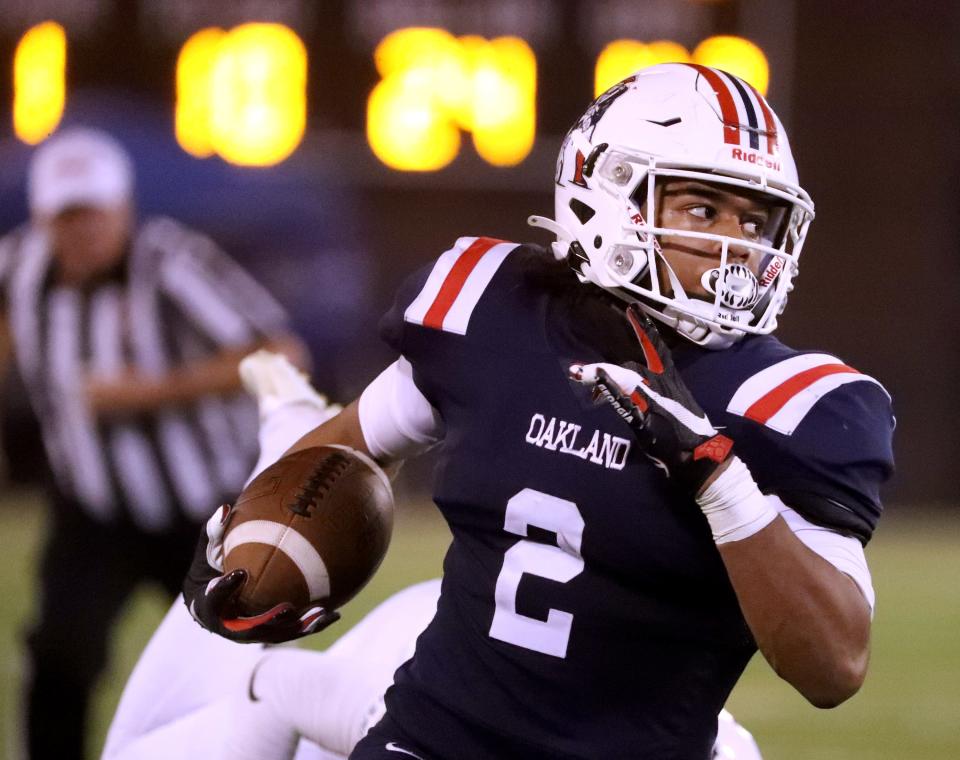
489 488 585 658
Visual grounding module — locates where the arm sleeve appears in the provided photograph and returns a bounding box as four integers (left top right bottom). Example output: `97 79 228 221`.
358 357 444 461
769 494 876 614
150 218 289 347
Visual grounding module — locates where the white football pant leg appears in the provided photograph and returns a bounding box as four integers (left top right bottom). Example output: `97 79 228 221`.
241 350 341 487
246 399 338 487
245 579 442 757
713 709 763 759
103 357 340 759
101 597 266 759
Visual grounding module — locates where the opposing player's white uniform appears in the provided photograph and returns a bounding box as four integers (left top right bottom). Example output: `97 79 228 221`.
102 353 767 760
102 577 440 760
104 581 761 760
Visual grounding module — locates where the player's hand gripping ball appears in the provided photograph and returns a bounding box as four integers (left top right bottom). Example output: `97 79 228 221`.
184 445 393 643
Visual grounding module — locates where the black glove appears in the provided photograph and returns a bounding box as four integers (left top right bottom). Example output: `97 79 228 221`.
182 504 340 643
569 305 735 494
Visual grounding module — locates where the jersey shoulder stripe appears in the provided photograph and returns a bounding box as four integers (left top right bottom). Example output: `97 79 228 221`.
403 236 518 335
727 352 889 435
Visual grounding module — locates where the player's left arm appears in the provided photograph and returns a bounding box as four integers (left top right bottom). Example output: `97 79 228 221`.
710 493 872 708
573 306 890 708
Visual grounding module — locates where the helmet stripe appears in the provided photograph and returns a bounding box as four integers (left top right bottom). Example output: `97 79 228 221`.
685 64 741 146
723 73 761 150
742 81 779 155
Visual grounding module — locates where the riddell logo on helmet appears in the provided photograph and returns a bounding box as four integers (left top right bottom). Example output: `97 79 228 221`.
758 258 784 287
731 148 781 172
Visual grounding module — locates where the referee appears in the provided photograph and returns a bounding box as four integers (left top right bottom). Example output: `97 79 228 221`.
0 127 305 760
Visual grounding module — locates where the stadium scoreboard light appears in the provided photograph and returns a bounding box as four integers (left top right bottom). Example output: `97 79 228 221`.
176 23 307 167
367 28 536 171
11 21 769 171
595 35 769 97
13 21 65 145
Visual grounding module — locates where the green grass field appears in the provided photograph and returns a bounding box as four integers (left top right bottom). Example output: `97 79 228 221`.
0 491 957 759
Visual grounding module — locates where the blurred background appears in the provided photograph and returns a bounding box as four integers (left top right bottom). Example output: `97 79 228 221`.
0 0 956 758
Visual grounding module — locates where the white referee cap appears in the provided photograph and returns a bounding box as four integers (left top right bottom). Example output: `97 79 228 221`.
28 127 134 217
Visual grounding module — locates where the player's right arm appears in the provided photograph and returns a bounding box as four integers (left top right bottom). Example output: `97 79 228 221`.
285 356 443 468
183 357 442 642
284 399 369 457
185 238 473 643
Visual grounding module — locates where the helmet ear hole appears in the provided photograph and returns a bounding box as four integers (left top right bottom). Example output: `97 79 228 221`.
593 235 602 249
569 198 596 224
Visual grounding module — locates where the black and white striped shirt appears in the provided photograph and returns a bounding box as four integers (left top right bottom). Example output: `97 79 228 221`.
0 216 289 532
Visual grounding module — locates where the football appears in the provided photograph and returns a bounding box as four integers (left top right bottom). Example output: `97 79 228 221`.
222 445 393 616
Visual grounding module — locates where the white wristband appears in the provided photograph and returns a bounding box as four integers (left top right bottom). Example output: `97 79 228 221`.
696 456 778 544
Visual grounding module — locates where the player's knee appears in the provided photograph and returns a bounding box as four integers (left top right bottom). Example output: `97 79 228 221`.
253 648 386 755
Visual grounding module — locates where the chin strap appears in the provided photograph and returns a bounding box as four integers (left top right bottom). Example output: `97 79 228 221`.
527 214 574 262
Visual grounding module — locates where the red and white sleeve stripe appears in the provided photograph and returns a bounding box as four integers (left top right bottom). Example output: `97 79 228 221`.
726 353 888 435
404 237 518 335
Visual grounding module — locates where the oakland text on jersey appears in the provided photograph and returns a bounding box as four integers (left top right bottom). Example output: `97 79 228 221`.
524 412 631 470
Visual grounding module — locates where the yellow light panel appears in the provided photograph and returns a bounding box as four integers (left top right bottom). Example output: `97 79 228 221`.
595 39 690 97
648 40 694 66
373 27 462 77
693 36 769 95
368 27 466 170
449 35 486 130
175 27 226 158
367 69 461 171
209 24 308 167
14 21 67 145
368 29 537 171
470 36 536 167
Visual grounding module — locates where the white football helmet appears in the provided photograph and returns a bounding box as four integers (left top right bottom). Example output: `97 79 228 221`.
529 63 814 349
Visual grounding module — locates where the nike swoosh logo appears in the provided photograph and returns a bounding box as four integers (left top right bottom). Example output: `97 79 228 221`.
385 742 425 759
826 497 856 514
247 658 266 703
645 117 681 127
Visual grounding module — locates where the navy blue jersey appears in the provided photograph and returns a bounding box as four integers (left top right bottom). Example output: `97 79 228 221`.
373 238 894 759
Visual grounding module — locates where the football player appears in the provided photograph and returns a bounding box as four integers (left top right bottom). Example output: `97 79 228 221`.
103 351 761 760
185 64 894 758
